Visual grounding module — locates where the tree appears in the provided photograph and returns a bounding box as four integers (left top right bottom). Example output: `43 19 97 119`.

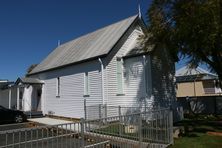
142 0 222 87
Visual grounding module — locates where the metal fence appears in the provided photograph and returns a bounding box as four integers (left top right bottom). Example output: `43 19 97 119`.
0 109 173 148
84 103 154 120
85 108 173 147
0 122 84 148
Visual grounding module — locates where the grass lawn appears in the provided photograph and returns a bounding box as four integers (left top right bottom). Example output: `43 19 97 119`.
169 116 222 148
91 121 171 143
171 133 222 148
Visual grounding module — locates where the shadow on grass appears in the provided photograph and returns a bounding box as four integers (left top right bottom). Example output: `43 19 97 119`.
193 127 215 133
174 116 222 140
169 116 222 148
176 119 222 130
182 133 199 137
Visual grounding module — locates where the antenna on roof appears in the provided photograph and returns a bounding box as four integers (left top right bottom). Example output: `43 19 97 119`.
57 40 60 47
138 4 142 18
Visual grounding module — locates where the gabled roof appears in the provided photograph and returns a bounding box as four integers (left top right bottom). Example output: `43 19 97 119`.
16 77 44 84
29 15 139 75
176 66 217 77
176 66 218 82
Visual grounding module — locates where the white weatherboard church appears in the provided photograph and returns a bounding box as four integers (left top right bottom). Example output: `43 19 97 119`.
0 15 177 119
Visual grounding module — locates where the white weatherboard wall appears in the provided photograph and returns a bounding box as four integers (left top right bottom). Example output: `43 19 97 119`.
0 89 9 108
22 85 33 111
0 87 17 109
123 56 147 106
30 22 155 119
104 24 153 117
151 47 176 109
11 87 17 109
31 60 102 118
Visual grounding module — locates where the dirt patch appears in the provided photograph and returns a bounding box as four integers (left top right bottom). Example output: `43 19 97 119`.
207 132 222 136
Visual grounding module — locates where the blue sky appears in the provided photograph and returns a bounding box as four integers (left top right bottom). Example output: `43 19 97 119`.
0 0 186 81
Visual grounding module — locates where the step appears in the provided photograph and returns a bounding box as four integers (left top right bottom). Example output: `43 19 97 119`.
25 111 43 118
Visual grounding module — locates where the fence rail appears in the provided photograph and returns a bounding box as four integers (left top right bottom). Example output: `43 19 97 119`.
84 102 156 121
85 108 173 145
0 108 173 148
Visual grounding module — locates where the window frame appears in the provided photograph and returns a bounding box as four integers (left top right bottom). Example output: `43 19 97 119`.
84 72 90 97
116 57 124 95
56 77 60 97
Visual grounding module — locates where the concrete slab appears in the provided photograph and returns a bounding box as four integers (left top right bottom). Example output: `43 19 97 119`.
28 117 81 132
28 117 73 125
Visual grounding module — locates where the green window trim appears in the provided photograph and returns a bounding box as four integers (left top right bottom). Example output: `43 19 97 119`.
84 72 90 96
117 58 124 94
56 77 60 97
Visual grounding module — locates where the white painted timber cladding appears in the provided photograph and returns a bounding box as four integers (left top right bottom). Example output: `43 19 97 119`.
30 23 155 119
104 26 152 117
10 87 17 109
33 60 102 118
150 47 176 109
0 87 18 109
0 89 9 108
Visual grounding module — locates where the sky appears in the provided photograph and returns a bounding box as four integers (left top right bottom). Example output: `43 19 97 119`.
0 0 186 81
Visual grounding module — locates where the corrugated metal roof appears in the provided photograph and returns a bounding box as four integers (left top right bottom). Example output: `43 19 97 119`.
176 66 217 77
29 15 139 75
176 66 218 82
16 77 44 84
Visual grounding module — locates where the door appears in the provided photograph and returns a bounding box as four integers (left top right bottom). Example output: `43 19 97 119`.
36 89 42 111
19 91 23 110
31 88 42 111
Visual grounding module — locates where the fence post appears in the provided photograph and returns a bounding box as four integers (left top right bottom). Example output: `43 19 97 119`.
118 106 121 116
139 112 143 148
145 103 147 113
84 99 87 120
180 107 184 120
118 106 122 136
105 104 107 123
80 118 85 148
99 104 102 119
169 110 174 145
105 104 107 118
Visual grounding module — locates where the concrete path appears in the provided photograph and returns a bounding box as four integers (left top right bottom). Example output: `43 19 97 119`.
28 117 81 132
28 117 73 125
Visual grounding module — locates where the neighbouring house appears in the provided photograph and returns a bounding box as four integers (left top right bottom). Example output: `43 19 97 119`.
0 80 10 90
0 79 14 108
0 15 177 119
176 66 222 114
0 78 43 112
